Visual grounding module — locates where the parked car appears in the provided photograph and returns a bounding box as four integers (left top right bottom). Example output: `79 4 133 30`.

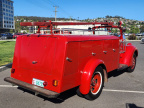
141 38 144 42
124 33 129 36
0 33 7 40
6 33 13 38
5 21 138 100
136 33 142 36
0 33 4 39
13 33 23 39
0 33 13 40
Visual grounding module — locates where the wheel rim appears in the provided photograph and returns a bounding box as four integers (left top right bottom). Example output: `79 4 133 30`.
131 56 136 70
90 72 102 95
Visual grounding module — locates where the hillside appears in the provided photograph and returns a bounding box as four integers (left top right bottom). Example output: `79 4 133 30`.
14 16 144 34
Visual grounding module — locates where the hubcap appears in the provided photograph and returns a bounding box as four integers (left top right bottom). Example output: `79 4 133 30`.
131 57 136 70
90 72 102 95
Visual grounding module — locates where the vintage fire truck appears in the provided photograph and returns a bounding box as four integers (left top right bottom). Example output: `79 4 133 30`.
4 21 138 100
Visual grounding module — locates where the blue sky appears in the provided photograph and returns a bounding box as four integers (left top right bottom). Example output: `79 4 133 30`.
13 0 144 21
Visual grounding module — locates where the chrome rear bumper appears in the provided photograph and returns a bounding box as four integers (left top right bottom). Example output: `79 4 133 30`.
4 77 59 98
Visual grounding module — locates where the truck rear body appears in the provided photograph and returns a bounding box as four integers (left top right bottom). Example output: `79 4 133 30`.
5 21 138 99
10 34 119 94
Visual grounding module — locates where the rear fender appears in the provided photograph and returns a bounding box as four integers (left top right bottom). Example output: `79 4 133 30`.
79 59 105 95
120 43 138 66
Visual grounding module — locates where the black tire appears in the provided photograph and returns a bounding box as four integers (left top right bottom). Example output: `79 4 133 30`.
127 54 136 73
84 66 104 100
76 87 84 97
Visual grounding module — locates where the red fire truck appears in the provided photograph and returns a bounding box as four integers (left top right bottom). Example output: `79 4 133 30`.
4 21 138 100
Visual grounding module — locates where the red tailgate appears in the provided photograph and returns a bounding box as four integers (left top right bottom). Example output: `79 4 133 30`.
18 36 57 75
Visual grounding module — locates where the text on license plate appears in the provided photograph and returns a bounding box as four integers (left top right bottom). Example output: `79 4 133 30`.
32 78 44 87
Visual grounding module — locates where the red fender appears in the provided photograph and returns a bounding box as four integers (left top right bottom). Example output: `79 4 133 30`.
79 59 105 95
120 43 138 66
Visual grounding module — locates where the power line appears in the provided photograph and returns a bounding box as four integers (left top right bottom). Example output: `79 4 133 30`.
24 0 54 18
70 16 73 21
25 0 73 19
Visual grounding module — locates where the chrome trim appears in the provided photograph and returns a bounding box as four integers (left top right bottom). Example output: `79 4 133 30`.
92 52 96 56
66 57 72 62
32 61 38 64
103 51 107 54
113 49 116 52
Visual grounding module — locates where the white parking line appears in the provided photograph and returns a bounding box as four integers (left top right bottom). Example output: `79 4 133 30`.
103 89 144 94
0 85 18 87
0 85 144 94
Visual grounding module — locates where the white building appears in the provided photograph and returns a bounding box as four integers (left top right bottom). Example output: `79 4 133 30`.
55 21 109 35
57 24 108 35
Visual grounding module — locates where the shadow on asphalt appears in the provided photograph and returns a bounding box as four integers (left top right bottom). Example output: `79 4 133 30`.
108 69 127 78
17 69 129 103
126 103 144 108
18 87 78 103
0 63 12 72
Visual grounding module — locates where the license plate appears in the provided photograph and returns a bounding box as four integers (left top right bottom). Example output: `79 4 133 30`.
32 78 44 88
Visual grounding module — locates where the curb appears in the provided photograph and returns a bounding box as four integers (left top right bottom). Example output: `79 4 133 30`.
0 63 12 72
126 40 141 41
0 39 16 41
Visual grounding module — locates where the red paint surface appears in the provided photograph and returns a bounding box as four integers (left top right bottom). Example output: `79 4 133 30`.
119 43 138 66
10 21 138 95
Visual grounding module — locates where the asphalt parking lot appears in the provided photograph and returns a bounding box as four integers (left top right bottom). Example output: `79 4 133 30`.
0 41 144 108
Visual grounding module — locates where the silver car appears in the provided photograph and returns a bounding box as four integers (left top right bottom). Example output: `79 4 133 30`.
141 38 144 42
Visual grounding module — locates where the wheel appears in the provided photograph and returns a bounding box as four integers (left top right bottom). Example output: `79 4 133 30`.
127 54 136 73
84 66 104 100
76 87 84 97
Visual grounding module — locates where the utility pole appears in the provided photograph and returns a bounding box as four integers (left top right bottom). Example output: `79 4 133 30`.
53 6 58 21
70 16 72 21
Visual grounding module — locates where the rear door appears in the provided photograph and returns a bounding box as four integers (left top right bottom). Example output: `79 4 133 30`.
19 36 57 75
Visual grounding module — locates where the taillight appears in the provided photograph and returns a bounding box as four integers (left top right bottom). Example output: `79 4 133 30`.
53 80 59 87
43 81 48 87
11 68 15 73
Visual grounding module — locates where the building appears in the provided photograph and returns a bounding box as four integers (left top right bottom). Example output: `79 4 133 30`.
56 21 109 35
0 0 14 33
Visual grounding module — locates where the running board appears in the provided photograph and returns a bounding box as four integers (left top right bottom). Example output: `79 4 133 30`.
118 64 128 70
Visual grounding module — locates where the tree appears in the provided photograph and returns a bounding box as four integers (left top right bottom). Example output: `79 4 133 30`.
9 29 14 33
122 23 126 27
111 28 119 33
140 25 144 32
130 25 139 34
15 21 21 33
125 29 130 33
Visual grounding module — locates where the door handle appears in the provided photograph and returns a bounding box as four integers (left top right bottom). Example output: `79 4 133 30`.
66 57 72 62
92 52 96 56
32 61 38 64
113 49 116 52
103 51 107 54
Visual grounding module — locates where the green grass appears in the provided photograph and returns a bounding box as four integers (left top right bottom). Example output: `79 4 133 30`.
0 41 16 66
